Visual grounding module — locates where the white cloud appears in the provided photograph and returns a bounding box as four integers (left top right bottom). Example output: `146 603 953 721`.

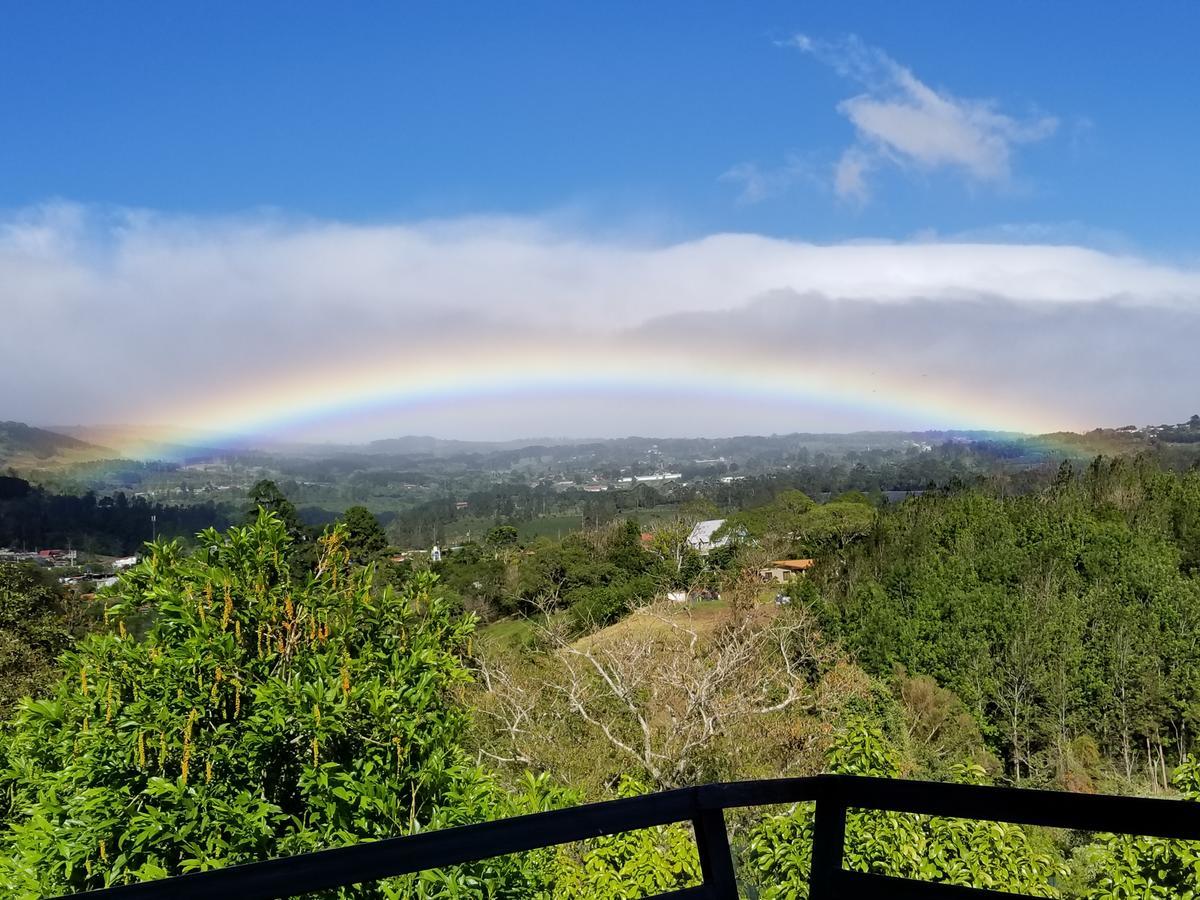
788 34 1057 200
2 203 1198 438
719 157 816 205
833 147 873 204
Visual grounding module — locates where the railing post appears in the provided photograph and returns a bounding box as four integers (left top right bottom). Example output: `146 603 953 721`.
808 777 846 899
692 808 739 899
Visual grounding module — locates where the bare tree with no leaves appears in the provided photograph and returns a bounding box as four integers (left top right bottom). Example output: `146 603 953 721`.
474 595 841 787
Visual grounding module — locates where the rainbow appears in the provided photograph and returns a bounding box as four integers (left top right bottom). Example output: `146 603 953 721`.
109 340 1079 458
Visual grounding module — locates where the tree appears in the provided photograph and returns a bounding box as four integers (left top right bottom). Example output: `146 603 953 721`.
724 490 817 551
484 525 518 551
795 500 874 555
605 519 649 576
0 563 76 714
340 505 388 564
477 600 839 787
246 480 304 538
0 514 517 897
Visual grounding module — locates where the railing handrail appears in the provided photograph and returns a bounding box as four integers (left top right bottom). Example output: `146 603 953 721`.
57 774 1200 900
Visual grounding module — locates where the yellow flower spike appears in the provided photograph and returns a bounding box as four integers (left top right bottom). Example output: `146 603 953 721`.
205 759 213 783
105 682 114 723
314 703 321 727
198 602 206 626
137 731 146 769
82 716 89 733
81 666 89 696
158 731 167 766
235 619 242 643
180 709 198 785
85 859 92 878
98 840 107 863
205 583 213 606
118 620 127 640
221 585 233 631
312 736 319 767
341 664 351 699
234 681 241 718
284 595 294 620
183 712 196 755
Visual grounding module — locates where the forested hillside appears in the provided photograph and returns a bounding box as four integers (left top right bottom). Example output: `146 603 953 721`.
815 457 1200 791
0 475 230 554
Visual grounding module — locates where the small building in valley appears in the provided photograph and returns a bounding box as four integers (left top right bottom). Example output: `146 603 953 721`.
686 519 745 554
760 559 815 582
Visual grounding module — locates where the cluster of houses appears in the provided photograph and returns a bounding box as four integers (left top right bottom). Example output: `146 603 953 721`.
0 547 79 566
0 548 138 592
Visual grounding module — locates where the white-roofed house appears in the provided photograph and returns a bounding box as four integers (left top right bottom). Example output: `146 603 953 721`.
686 519 745 555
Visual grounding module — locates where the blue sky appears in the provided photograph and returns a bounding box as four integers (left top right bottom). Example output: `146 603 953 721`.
4 2 1198 251
4 4 1200 439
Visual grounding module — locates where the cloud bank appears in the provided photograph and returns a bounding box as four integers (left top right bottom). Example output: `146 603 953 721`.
2 203 1198 440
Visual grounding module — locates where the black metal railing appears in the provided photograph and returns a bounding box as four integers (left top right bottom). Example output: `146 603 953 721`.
62 774 1200 899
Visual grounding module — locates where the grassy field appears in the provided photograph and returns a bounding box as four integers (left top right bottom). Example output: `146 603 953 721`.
477 615 541 649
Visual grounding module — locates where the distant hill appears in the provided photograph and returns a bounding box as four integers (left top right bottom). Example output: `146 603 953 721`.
363 435 575 456
43 424 240 464
0 421 114 468
1040 415 1200 458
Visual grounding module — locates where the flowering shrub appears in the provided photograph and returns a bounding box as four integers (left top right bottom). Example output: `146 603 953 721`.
0 513 493 897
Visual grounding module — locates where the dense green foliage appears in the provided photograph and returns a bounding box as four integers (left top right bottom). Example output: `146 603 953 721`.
722 488 875 557
339 505 389 564
10 447 1200 896
434 517 734 626
1075 755 1200 898
0 563 77 712
0 515 495 896
746 719 1065 898
552 777 700 898
0 476 229 555
817 458 1200 788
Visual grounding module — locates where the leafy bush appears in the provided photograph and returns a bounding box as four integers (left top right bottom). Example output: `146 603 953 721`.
0 513 514 897
1078 756 1200 898
552 776 700 898
0 562 76 714
745 718 1065 898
